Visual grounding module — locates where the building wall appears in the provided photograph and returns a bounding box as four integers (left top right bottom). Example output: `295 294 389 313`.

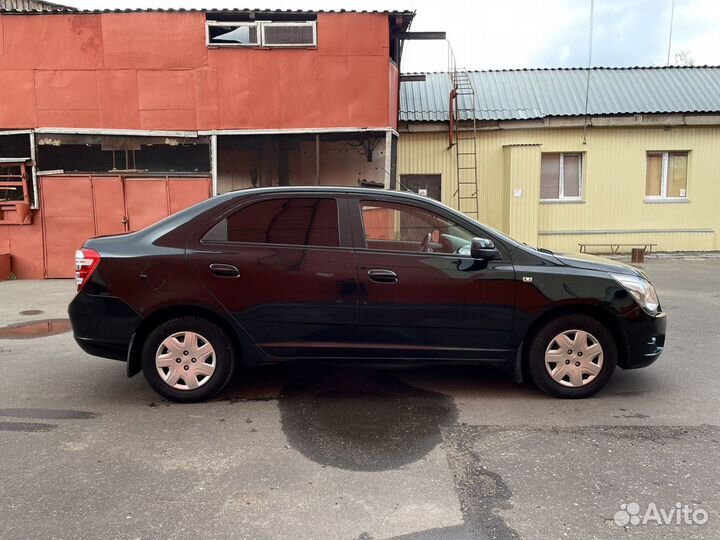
0 11 394 131
398 125 720 251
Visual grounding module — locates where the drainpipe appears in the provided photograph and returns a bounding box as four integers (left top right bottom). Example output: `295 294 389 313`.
448 89 457 149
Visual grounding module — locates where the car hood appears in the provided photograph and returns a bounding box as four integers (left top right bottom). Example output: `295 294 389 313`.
551 251 644 277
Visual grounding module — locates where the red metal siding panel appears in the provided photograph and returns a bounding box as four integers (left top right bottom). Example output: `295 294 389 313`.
346 55 389 127
101 12 208 70
0 217 45 279
138 109 197 130
0 69 37 127
91 177 126 236
194 68 220 130
98 70 140 128
37 109 102 128
41 176 95 278
137 70 196 111
317 13 387 56
0 14 103 70
168 178 211 214
35 70 100 110
0 12 395 132
44 216 94 277
124 179 169 231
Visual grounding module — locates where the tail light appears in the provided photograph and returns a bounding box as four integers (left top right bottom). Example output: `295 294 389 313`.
75 248 100 291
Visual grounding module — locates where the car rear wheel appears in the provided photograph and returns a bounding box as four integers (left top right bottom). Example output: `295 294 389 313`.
528 314 617 398
141 316 234 403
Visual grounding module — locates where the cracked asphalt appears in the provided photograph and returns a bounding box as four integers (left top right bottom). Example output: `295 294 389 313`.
0 259 719 540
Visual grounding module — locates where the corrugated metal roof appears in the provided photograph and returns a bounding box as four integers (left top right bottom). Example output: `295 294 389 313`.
0 0 73 10
0 6 414 15
400 67 720 122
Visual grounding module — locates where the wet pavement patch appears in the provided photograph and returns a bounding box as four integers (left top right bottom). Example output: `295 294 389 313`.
0 319 71 339
0 421 57 432
0 408 98 420
279 367 458 472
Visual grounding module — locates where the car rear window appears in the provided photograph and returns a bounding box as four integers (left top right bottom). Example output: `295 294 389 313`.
203 197 340 247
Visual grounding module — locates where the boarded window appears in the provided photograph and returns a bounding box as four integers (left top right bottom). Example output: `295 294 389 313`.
645 152 688 198
204 198 339 247
540 153 582 200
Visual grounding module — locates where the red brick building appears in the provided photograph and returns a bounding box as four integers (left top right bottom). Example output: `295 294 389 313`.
0 7 413 277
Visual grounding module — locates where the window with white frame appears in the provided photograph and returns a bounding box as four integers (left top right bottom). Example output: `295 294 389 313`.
645 151 688 199
206 20 316 48
540 153 582 200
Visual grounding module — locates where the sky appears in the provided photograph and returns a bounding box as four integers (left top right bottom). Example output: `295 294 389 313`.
69 0 720 72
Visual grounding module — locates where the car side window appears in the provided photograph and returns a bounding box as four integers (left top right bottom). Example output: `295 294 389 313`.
203 197 340 247
359 200 475 255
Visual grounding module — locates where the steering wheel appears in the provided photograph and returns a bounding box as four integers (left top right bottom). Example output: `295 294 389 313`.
420 232 433 253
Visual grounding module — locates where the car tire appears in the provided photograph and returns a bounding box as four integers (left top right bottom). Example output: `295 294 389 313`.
528 314 617 398
141 316 234 403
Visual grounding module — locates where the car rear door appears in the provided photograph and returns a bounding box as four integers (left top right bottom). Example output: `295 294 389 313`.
348 193 515 361
186 193 359 358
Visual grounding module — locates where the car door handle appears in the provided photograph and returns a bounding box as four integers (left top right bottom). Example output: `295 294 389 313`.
209 263 240 278
368 269 398 284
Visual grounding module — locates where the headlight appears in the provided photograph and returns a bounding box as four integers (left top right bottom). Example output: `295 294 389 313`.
612 273 660 314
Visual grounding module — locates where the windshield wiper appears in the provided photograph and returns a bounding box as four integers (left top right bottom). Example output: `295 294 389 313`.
536 247 554 255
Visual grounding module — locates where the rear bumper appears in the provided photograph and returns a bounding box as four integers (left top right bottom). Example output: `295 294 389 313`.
619 308 666 369
68 291 140 362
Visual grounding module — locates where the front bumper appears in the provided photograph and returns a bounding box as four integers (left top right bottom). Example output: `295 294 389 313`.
68 291 141 361
619 308 666 369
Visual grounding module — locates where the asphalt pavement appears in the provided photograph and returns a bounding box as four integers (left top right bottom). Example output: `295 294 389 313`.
0 259 718 540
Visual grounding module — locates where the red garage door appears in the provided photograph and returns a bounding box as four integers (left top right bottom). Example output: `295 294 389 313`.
41 175 211 278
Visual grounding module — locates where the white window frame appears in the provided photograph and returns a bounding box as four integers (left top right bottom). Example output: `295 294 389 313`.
540 152 583 202
205 21 260 48
205 20 317 48
645 151 688 201
260 21 317 48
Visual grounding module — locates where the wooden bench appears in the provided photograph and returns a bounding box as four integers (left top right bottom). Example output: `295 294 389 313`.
578 243 657 254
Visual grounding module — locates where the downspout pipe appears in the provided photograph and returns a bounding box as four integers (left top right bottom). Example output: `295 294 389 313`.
448 89 457 149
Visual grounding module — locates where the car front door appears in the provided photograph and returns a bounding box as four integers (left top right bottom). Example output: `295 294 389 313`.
348 194 516 361
187 194 359 358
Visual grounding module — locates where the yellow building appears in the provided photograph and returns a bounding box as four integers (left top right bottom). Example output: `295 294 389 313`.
398 67 720 252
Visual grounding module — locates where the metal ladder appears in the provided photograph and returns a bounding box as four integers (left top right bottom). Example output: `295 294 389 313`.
448 45 479 220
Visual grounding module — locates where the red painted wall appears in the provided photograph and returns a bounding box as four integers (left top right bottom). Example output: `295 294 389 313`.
0 12 395 131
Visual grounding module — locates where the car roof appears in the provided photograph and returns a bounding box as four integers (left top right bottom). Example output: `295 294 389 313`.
226 185 429 202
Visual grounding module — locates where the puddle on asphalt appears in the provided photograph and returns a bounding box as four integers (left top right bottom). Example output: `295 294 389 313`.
279 368 458 472
0 319 72 339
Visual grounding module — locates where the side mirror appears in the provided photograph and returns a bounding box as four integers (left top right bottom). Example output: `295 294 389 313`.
470 237 500 260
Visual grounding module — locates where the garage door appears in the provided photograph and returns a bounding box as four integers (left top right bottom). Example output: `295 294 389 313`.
41 175 211 278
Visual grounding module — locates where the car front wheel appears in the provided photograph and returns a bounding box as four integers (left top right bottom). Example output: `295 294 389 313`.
141 316 234 403
528 314 617 398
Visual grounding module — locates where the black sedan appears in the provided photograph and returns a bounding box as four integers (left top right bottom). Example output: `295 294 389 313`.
69 187 666 402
